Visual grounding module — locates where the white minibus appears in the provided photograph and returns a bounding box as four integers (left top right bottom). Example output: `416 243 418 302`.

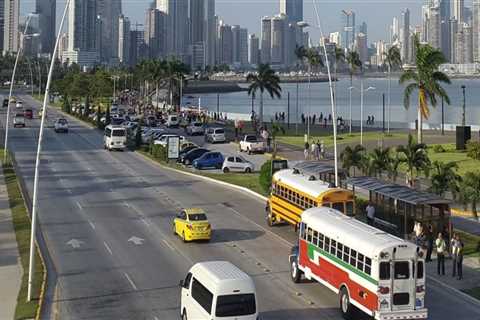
104 125 127 151
180 261 258 320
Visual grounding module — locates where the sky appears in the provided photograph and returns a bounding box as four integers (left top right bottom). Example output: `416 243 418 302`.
22 0 461 45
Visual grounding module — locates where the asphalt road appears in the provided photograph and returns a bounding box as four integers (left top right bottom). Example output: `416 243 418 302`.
1 94 480 320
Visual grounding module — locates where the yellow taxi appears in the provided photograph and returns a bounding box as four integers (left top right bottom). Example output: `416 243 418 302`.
173 208 211 242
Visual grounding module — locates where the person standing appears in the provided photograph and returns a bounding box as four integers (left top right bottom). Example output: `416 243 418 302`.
452 234 464 280
319 140 325 159
435 233 446 276
425 224 434 263
304 141 310 160
312 141 319 160
366 202 375 225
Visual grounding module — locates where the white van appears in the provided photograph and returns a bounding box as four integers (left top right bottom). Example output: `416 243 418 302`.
166 114 180 128
104 125 127 151
180 261 258 320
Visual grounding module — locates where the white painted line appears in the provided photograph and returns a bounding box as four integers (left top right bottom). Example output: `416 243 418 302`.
124 272 137 291
66 189 72 194
162 240 175 251
76 201 82 210
141 218 151 227
88 220 96 230
154 317 160 320
103 241 113 255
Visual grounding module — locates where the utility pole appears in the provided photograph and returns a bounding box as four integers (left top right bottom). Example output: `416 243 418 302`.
462 85 466 127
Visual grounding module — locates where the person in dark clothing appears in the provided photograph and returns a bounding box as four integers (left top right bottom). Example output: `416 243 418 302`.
319 113 323 122
324 118 327 128
372 115 375 125
312 114 316 125
425 224 434 262
452 234 464 280
301 114 305 124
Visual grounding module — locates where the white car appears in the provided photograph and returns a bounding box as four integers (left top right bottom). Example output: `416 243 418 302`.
15 101 23 109
222 156 254 173
154 134 186 147
141 128 165 144
205 127 226 144
13 114 25 128
186 122 205 136
54 118 69 133
166 114 180 128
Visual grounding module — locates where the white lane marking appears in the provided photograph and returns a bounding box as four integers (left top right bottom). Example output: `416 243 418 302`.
76 201 83 210
141 218 151 227
66 189 72 194
162 240 175 251
124 272 138 291
224 206 294 248
103 241 113 255
88 220 96 230
154 317 160 320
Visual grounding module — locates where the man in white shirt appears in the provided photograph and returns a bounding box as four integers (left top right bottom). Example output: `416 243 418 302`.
366 202 375 225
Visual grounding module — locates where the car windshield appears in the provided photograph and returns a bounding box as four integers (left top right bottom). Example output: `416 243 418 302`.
112 129 126 137
58 119 67 125
188 213 207 221
245 136 257 142
215 294 256 317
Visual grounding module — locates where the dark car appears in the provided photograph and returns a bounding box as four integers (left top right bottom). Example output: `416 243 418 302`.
24 108 33 119
2 99 8 108
178 145 198 161
193 152 224 170
181 148 209 165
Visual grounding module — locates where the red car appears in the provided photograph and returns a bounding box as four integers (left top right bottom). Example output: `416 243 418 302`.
24 109 33 119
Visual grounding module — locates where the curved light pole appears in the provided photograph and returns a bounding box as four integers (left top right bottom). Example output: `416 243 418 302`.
349 84 375 145
4 15 32 162
27 0 71 301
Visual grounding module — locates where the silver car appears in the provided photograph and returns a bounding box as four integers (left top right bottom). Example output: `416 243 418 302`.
205 127 226 144
186 122 205 136
222 156 254 173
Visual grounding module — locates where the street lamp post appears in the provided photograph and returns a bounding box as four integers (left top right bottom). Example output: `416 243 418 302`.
27 0 72 302
348 86 353 134
350 83 375 145
461 85 466 127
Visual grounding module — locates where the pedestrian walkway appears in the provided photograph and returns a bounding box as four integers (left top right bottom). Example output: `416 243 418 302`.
0 165 22 320
426 254 480 292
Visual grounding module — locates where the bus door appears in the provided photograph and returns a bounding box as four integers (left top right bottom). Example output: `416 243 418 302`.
390 260 415 311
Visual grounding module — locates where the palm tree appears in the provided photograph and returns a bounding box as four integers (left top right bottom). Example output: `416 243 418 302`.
384 46 402 133
396 134 430 187
294 45 307 134
333 46 345 107
340 144 365 176
270 121 286 159
246 64 282 125
386 151 402 183
460 172 480 219
301 48 323 138
163 59 189 111
148 60 165 111
429 161 461 198
368 147 391 178
346 51 362 134
399 35 451 143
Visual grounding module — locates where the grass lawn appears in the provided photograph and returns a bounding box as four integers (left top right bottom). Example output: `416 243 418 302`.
428 144 480 176
1 150 45 320
139 151 267 197
454 229 480 258
276 131 409 148
463 287 480 300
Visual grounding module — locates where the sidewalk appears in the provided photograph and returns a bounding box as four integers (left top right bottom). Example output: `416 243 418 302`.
426 253 480 292
0 166 22 320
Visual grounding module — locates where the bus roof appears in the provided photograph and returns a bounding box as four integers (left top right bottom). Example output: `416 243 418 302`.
273 169 338 199
302 207 411 258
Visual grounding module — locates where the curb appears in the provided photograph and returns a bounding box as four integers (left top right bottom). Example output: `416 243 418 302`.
427 274 480 307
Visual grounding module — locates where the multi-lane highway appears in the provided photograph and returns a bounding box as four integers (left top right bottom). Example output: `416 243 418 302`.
2 94 480 320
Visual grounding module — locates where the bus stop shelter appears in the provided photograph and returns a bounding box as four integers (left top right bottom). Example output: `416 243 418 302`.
346 176 451 239
293 161 348 187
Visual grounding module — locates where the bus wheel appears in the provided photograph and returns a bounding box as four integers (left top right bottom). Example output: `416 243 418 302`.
266 213 274 227
290 259 302 283
339 287 354 320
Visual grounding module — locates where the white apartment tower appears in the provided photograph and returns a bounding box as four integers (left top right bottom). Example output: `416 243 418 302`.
118 15 131 65
3 0 19 54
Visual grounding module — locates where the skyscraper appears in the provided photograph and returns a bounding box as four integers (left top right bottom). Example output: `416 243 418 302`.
473 0 480 62
356 32 368 63
144 8 165 59
96 0 122 64
189 0 216 67
0 0 4 51
3 0 19 54
453 0 465 25
157 0 189 61
261 16 272 63
439 0 451 61
341 10 355 50
280 0 303 23
428 5 441 50
218 21 233 65
118 15 131 65
271 14 286 65
248 34 260 65
401 8 410 63
35 0 56 54
450 18 458 62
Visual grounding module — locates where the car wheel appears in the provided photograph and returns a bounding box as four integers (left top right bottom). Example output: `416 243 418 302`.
223 167 230 173
248 149 252 155
185 159 191 165
245 167 252 173
291 258 302 283
339 287 354 320
267 213 274 227
173 223 177 235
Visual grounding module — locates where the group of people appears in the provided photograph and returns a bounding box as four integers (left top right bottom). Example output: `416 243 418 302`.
274 112 286 122
413 222 465 280
303 140 326 161
366 115 375 125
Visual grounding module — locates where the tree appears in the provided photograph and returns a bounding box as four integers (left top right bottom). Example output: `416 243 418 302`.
246 64 282 125
346 50 362 90
259 160 273 194
459 172 480 219
386 151 402 183
333 45 345 106
396 134 430 187
270 121 286 159
384 46 402 133
340 144 365 176
368 147 391 178
429 161 461 198
163 59 190 111
399 35 451 143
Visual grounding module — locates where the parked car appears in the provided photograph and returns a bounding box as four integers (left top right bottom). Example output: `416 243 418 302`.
222 156 254 173
178 145 198 160
2 98 8 108
186 122 205 136
15 101 23 109
23 108 33 119
193 152 224 170
146 115 157 127
154 134 186 147
54 118 69 133
239 134 265 154
141 128 165 144
205 127 226 144
173 208 211 242
13 114 25 127
181 148 209 165
166 114 180 128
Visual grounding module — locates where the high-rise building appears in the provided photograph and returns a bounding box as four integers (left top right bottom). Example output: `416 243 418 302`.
0 0 4 51
248 34 260 65
458 23 473 63
473 0 480 62
271 14 286 65
218 21 233 65
401 8 410 64
450 18 458 63
189 0 215 68
261 16 272 63
238 27 248 65
391 17 399 43
96 0 122 64
356 32 368 64
439 0 451 61
342 10 355 50
157 0 189 61
63 0 99 68
129 28 146 66
428 5 441 50
453 0 465 25
280 0 303 23
35 0 56 55
118 15 130 65
3 0 19 54
421 4 430 43
144 8 166 59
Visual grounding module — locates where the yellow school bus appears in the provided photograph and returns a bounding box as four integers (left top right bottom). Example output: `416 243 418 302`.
267 168 355 227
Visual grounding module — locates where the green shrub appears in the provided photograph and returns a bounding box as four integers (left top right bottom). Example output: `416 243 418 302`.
259 160 272 194
433 144 446 153
467 141 480 160
151 144 167 162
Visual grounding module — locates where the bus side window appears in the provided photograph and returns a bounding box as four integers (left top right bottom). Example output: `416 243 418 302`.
379 262 390 280
312 231 318 246
336 243 343 259
343 246 350 263
330 240 337 256
415 261 424 279
306 227 313 242
350 249 357 267
365 257 372 275
357 253 365 271
324 237 330 251
300 223 306 240
318 233 324 250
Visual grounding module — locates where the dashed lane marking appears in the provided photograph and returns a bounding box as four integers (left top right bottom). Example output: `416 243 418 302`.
162 239 175 251
88 220 95 230
103 241 113 255
76 201 82 210
124 272 137 291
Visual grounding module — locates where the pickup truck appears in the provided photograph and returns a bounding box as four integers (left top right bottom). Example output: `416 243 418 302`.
239 135 265 154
